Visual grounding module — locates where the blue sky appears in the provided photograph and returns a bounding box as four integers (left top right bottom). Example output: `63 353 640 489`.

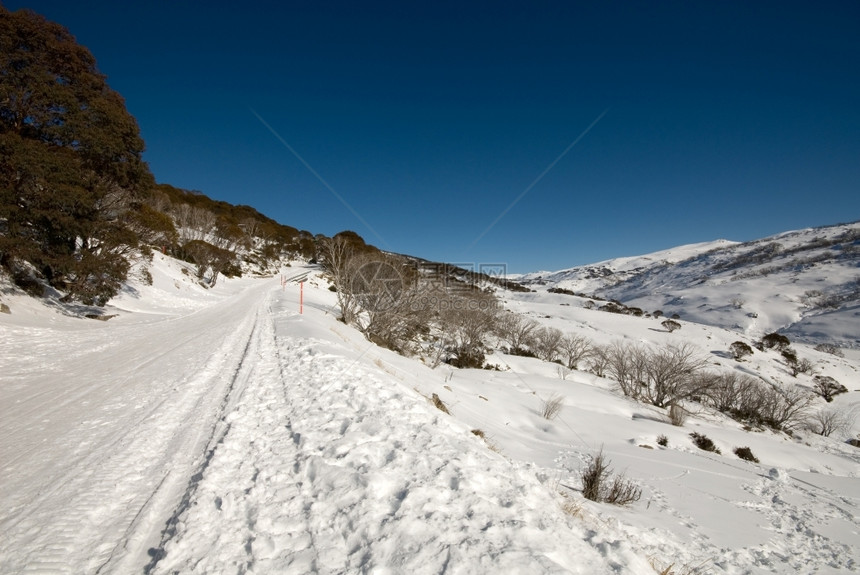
9 1 860 272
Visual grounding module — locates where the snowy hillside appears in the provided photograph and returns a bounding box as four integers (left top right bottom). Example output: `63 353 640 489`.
521 222 860 347
1 245 859 574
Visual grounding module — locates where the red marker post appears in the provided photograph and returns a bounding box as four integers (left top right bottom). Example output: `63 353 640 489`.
283 271 310 315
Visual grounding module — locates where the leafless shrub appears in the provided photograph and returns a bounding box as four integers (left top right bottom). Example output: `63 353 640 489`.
541 393 564 420
559 492 582 518
431 393 450 415
318 235 360 324
534 327 564 362
668 404 688 426
807 406 857 437
705 373 814 432
588 344 611 377
606 341 646 399
640 343 710 408
495 313 539 354
606 341 711 408
441 296 499 368
649 556 712 575
560 333 594 370
814 343 844 358
759 384 816 431
580 449 641 505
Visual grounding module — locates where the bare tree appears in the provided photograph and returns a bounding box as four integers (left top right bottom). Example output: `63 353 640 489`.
812 375 848 403
534 326 564 362
355 255 431 352
440 295 499 368
559 333 594 370
814 343 844 358
318 236 360 325
703 372 760 413
640 343 710 408
495 313 539 353
606 341 646 399
240 217 261 240
759 384 815 431
807 406 858 437
173 204 217 242
589 344 611 377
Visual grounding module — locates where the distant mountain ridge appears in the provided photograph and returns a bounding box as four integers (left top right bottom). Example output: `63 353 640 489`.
520 222 860 347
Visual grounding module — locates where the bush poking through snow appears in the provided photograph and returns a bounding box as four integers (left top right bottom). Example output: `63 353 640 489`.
812 375 848 402
470 428 502 453
760 332 791 351
661 319 681 333
668 404 687 427
703 374 815 432
733 446 759 463
729 341 753 361
649 556 712 575
782 349 814 377
690 432 721 454
657 434 669 447
540 393 564 420
558 492 582 518
580 449 642 505
814 343 844 358
430 393 450 415
607 341 708 408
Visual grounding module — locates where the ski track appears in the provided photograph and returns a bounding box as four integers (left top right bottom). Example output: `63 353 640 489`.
146 291 628 574
0 280 273 574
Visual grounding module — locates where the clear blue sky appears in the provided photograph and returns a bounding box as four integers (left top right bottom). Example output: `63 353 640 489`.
8 1 860 272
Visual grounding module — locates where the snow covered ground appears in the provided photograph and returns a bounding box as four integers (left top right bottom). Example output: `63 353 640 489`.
1 251 859 574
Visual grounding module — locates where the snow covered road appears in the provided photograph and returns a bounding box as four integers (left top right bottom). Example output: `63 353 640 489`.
1 277 277 573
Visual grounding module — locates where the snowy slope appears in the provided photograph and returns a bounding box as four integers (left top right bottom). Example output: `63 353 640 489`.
521 222 860 347
2 250 859 574
519 239 737 294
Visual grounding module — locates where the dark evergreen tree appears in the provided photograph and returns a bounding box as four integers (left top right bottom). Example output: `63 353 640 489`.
1 7 153 304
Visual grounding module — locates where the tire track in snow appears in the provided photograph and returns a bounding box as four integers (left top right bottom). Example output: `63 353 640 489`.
0 281 276 575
